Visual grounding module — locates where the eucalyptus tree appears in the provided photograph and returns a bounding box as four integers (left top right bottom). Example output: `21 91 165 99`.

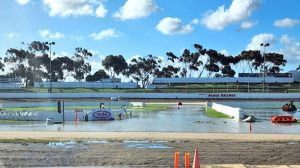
193 44 208 77
204 49 221 77
86 69 110 82
237 50 259 73
237 50 286 74
4 41 50 87
264 53 286 73
166 43 205 78
219 55 237 77
102 55 128 78
51 56 74 81
126 55 161 88
71 47 93 81
154 65 180 78
0 57 4 72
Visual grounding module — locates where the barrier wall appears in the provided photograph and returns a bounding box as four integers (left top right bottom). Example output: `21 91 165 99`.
0 92 299 100
0 83 22 89
152 77 294 84
212 103 244 121
34 82 138 89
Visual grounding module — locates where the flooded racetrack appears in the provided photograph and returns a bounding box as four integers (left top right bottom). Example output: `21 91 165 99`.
0 100 299 134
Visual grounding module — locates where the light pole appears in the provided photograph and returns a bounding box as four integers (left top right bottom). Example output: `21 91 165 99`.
45 42 55 93
260 43 269 93
298 70 300 92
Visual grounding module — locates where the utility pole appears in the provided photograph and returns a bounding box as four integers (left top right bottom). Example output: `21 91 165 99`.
45 42 55 93
260 43 269 93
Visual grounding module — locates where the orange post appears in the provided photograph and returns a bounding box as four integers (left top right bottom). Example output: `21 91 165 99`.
174 152 179 168
185 153 190 168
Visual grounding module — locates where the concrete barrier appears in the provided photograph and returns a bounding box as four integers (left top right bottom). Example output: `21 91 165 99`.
130 102 145 108
0 92 300 100
212 103 244 121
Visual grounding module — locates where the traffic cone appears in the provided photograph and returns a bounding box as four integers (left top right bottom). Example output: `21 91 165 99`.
192 148 200 168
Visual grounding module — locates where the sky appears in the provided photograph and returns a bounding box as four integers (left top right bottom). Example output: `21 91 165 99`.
1 0 300 78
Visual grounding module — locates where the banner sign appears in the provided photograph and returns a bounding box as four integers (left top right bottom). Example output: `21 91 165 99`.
92 110 113 121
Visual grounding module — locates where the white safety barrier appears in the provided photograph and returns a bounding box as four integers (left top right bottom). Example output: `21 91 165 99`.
212 103 244 121
130 102 145 108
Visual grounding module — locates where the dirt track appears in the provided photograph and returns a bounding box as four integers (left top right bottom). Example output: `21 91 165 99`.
0 139 299 167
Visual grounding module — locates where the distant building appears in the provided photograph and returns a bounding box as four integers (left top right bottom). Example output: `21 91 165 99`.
148 71 299 88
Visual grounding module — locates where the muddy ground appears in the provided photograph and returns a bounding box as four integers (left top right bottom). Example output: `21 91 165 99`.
0 140 299 167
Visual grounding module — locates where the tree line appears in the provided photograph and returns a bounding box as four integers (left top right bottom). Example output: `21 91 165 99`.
0 41 288 88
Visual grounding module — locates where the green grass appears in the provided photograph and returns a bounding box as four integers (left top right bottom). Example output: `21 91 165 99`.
3 106 100 112
3 104 169 113
0 138 57 144
132 104 169 112
205 107 230 118
0 120 28 123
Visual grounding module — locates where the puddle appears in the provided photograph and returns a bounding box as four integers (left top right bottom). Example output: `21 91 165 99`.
123 140 172 149
48 140 77 148
123 140 149 143
83 140 109 144
287 141 298 145
48 140 109 148
47 140 172 149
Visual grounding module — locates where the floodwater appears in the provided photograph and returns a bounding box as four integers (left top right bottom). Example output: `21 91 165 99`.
47 140 172 149
0 100 299 134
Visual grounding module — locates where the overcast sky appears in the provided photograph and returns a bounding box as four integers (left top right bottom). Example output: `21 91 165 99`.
1 0 300 75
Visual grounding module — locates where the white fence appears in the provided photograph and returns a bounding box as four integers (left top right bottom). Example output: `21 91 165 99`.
34 82 138 89
152 77 294 84
212 103 244 121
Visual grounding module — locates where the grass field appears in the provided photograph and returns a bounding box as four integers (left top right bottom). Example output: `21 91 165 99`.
204 107 230 118
2 104 169 113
